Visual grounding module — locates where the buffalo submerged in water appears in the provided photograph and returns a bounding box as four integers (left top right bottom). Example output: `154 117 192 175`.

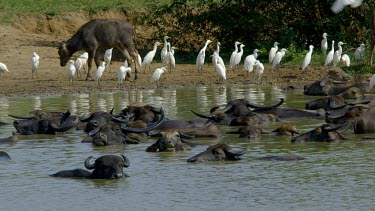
51 154 130 179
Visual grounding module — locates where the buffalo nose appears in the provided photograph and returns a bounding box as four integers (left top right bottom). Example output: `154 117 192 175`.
114 173 123 178
14 120 19 125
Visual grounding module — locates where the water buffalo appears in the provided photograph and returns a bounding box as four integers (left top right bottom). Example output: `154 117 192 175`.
118 103 163 124
0 132 19 143
291 124 346 143
58 19 140 80
11 110 77 135
90 114 164 146
187 144 248 162
51 154 130 179
80 110 129 134
178 123 224 138
191 98 283 125
0 151 11 161
146 129 193 152
303 78 368 96
305 95 346 111
227 125 299 139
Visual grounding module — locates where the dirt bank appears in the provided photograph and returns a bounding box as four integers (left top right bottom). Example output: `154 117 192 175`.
0 11 333 98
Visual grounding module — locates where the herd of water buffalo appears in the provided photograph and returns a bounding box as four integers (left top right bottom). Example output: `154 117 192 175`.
1 68 374 179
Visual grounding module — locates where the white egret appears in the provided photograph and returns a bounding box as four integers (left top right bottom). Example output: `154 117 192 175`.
355 43 365 64
137 53 142 68
68 60 76 84
124 59 129 68
161 36 170 64
272 48 287 69
254 60 264 81
142 41 161 72
118 65 132 88
0 62 9 74
31 52 39 79
341 54 351 67
268 42 279 63
170 46 175 56
196 39 212 74
74 57 85 79
167 42 175 73
333 41 345 67
95 61 106 87
321 33 328 55
214 58 226 83
244 49 259 74
324 40 335 67
234 44 245 70
104 48 113 72
331 0 363 13
151 67 166 88
212 42 221 66
229 41 241 70
368 73 375 92
302 45 314 71
79 52 89 72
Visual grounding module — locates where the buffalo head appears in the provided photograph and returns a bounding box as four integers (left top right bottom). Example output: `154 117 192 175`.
84 155 130 179
58 42 71 67
291 124 346 143
187 144 248 162
146 129 192 152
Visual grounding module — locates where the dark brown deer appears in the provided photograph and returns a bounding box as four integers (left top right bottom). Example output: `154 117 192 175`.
58 19 140 80
370 9 375 66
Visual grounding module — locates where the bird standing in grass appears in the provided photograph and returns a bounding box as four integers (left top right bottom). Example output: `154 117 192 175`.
31 52 39 79
355 43 365 64
333 41 345 67
68 60 76 84
302 45 314 71
118 65 132 88
229 41 241 70
0 62 9 74
196 39 212 74
95 62 106 87
321 33 328 55
142 41 161 72
269 42 279 63
104 48 113 72
325 40 335 67
341 54 350 67
151 67 166 88
272 48 287 69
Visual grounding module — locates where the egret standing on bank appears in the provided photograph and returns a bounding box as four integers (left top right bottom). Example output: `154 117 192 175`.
0 62 9 74
151 67 166 88
269 42 279 63
196 39 212 74
142 41 161 72
302 45 314 71
234 44 245 70
95 62 106 87
325 40 335 67
333 41 345 67
244 49 259 75
229 41 241 70
341 54 351 67
161 36 170 65
272 48 287 69
31 52 39 79
355 43 365 64
104 48 113 72
68 60 76 84
321 33 328 55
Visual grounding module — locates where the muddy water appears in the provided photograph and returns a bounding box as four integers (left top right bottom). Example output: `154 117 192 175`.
0 85 374 210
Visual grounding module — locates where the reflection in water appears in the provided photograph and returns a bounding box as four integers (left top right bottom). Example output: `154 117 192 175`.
33 96 41 110
196 86 209 111
213 86 227 107
0 98 9 118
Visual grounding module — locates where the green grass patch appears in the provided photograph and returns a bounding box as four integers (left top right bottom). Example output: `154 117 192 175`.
0 0 172 23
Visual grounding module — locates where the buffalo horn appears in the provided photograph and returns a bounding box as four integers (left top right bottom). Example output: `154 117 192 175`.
221 104 233 113
121 108 165 133
190 110 216 119
84 156 95 169
121 154 130 168
225 147 249 157
8 114 34 119
247 98 284 109
322 124 344 132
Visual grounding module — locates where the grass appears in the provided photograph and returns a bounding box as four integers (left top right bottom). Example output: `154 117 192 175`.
0 0 172 23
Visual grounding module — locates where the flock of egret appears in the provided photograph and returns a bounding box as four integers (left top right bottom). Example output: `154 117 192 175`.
0 0 368 89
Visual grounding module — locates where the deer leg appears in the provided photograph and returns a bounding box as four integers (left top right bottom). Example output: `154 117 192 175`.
86 50 96 81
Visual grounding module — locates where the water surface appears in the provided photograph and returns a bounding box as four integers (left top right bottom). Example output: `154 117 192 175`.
0 85 374 210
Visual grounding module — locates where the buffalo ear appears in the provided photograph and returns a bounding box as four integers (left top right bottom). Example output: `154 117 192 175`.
121 154 130 168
